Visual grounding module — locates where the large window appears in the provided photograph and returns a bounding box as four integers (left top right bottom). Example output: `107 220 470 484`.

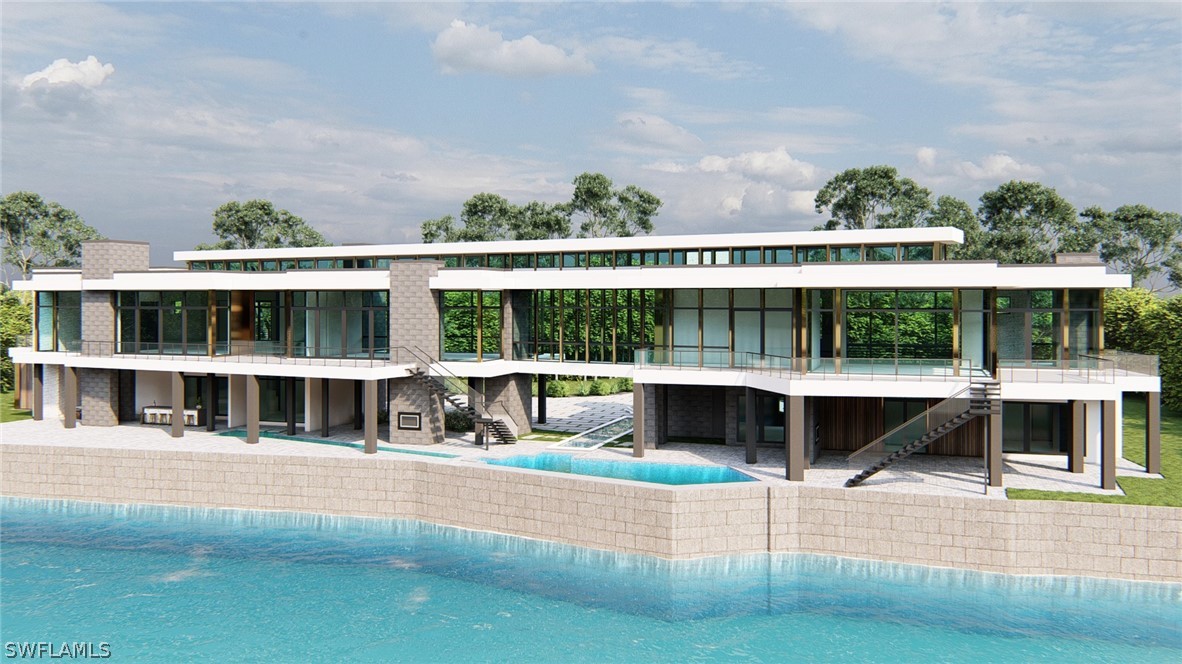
36 291 81 351
441 291 500 361
292 291 389 358
844 290 953 362
997 290 1062 363
524 289 656 363
117 291 212 355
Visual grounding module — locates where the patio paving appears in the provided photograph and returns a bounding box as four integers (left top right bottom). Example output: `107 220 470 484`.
1 395 1161 500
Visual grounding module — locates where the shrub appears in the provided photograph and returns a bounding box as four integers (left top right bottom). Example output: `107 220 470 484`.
617 377 633 393
1105 288 1182 410
545 379 569 398
574 379 592 396
589 379 612 396
444 409 473 432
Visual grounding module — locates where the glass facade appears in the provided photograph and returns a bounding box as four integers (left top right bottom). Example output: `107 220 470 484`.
441 291 501 361
36 292 81 352
116 291 217 355
291 291 389 358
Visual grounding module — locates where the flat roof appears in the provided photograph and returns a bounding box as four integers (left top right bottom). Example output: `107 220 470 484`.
173 227 965 262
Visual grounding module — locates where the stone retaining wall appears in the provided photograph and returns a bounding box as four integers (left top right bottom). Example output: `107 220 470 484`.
2 444 1178 582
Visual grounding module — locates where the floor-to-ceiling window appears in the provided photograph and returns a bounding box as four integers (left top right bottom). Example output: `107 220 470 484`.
116 291 213 355
292 291 389 358
998 290 1063 364
36 291 81 351
1002 402 1066 453
843 290 954 372
440 291 500 361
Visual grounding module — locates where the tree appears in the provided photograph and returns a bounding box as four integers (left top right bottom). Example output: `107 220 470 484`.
977 181 1077 264
196 200 327 250
0 285 32 391
813 165 933 230
1 191 103 281
568 172 661 238
1082 204 1181 292
419 172 654 242
927 195 985 259
1105 288 1182 410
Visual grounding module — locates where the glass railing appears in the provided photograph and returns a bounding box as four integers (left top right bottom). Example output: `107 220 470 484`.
52 340 396 367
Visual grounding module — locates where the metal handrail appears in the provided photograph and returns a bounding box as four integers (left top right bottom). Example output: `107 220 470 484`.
847 384 974 461
393 345 509 424
45 339 397 368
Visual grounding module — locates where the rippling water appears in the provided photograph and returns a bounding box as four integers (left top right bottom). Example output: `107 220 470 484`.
2 498 1178 662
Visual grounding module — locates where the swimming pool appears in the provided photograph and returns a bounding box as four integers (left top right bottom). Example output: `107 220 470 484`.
2 499 1179 662
485 452 756 484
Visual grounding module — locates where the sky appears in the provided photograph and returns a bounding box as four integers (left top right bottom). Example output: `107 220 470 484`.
3 2 1180 265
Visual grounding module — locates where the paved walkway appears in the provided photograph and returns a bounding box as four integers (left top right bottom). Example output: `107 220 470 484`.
531 393 632 433
2 404 1160 499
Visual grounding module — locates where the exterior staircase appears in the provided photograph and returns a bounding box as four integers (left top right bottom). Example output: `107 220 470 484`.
845 380 1000 488
408 369 517 445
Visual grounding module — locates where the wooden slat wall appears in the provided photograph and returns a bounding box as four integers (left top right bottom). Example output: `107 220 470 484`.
927 404 986 456
817 397 883 452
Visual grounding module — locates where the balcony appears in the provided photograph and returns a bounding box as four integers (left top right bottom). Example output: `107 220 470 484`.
42 340 399 369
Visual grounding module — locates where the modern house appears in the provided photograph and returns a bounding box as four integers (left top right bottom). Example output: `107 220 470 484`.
9 227 1162 489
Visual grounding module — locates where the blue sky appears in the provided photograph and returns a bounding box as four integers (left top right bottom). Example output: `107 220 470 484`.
3 2 1180 264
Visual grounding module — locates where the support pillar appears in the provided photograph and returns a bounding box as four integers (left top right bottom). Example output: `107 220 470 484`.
632 383 645 458
745 387 757 464
353 380 363 430
322 378 331 437
31 364 43 421
171 372 185 438
1069 400 1085 473
206 373 217 431
1146 392 1161 475
468 377 483 440
1101 399 1116 490
246 374 260 444
63 366 77 428
537 374 547 424
786 396 804 481
285 376 296 436
988 408 1003 487
364 379 378 454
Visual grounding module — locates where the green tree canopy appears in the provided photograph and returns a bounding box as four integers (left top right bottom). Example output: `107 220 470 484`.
977 181 1081 264
813 165 933 230
419 172 656 242
926 195 985 259
1082 204 1181 291
569 173 662 238
0 285 32 391
197 200 327 250
1105 288 1182 409
1 191 103 281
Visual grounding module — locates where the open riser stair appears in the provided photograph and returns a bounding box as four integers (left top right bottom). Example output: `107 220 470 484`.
409 370 516 444
845 380 1000 487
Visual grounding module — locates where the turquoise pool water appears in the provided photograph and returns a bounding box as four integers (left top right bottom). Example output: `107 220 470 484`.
485 453 755 484
2 499 1179 663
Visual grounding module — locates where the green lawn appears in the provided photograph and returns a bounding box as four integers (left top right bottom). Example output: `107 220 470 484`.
518 429 571 442
1007 396 1181 507
1 391 32 424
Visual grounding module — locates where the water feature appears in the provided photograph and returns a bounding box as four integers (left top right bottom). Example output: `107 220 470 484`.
550 416 634 450
485 452 755 485
2 498 1179 662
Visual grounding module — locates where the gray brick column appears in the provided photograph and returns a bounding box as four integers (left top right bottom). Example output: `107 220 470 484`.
388 377 444 445
79 368 118 426
482 373 532 436
389 261 442 359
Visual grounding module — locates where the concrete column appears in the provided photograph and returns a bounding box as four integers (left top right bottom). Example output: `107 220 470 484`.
353 380 363 430
321 379 331 437
632 383 645 458
1146 392 1161 475
1069 400 1085 473
31 364 43 421
745 387 757 464
1102 399 1117 490
285 376 296 436
468 377 483 440
536 374 547 424
786 395 804 481
988 408 1003 487
170 372 185 438
364 379 378 454
246 374 260 444
206 373 217 431
63 366 77 428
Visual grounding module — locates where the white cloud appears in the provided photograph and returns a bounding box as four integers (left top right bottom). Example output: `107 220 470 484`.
697 147 818 189
21 56 114 89
955 153 1044 181
431 20 593 77
585 35 760 80
916 147 938 170
612 113 702 153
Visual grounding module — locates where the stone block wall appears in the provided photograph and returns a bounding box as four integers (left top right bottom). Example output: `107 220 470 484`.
80 241 150 279
481 373 532 435
79 368 119 426
768 485 1182 582
389 261 441 360
2 443 1179 580
80 292 114 354
388 377 444 445
639 383 667 448
664 385 727 441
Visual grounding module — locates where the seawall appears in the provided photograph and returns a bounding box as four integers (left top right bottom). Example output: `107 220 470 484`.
2 444 1178 582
